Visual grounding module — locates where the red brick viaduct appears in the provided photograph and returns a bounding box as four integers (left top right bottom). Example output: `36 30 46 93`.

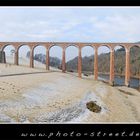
0 42 140 86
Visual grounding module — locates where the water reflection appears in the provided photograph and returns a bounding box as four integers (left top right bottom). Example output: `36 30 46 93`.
99 74 140 89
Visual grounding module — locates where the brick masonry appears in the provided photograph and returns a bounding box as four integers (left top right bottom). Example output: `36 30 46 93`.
0 42 140 86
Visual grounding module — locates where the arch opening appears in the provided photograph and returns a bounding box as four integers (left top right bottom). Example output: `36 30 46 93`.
81 46 94 78
114 45 126 86
33 45 46 69
98 46 110 82
130 45 140 89
18 45 30 67
66 46 78 76
49 46 62 71
2 45 15 64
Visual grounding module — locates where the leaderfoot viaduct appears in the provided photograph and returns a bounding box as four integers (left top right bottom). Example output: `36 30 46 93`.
0 42 140 87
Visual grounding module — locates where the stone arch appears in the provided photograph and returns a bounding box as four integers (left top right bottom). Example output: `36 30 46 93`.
2 45 16 64
129 44 140 50
49 45 62 71
114 45 126 86
48 44 63 51
129 45 140 88
81 46 95 77
33 45 46 69
18 45 31 67
65 45 79 75
98 44 111 50
17 44 31 52
32 45 47 52
97 45 111 81
65 44 79 50
1 44 16 52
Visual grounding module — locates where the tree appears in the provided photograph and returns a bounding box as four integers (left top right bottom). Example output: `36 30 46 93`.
10 49 15 56
26 51 30 58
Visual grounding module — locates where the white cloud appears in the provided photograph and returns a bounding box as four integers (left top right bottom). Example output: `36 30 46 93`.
0 7 140 43
90 14 140 42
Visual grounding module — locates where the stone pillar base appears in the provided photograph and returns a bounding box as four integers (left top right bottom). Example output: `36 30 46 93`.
62 70 66 73
78 48 82 78
125 82 130 87
109 81 114 86
46 49 50 71
46 66 49 71
14 51 18 65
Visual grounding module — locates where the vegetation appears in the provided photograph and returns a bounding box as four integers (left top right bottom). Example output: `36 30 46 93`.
86 101 101 113
26 52 61 68
66 47 140 77
26 46 140 77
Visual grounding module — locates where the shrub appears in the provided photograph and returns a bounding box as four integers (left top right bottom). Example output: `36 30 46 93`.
86 101 101 113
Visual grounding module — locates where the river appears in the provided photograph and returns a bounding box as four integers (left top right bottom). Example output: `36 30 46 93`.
99 74 140 89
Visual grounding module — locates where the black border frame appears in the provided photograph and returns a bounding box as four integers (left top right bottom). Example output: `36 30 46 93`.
0 0 140 140
0 0 140 6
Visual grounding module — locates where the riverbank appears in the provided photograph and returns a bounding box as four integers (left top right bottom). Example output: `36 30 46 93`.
0 63 140 123
98 72 139 79
99 73 139 89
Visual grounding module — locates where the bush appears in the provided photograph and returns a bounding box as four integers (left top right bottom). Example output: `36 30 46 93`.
86 101 101 113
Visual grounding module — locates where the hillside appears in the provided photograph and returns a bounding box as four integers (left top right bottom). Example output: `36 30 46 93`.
27 46 140 77
27 52 62 68
66 47 140 77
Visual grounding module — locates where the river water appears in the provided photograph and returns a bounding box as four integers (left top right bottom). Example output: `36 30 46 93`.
99 74 140 89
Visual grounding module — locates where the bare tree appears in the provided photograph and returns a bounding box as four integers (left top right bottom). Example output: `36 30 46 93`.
10 49 15 56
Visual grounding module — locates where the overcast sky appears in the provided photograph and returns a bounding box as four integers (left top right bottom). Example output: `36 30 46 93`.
1 7 140 61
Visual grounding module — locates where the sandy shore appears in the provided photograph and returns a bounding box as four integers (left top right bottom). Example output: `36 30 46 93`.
0 60 140 123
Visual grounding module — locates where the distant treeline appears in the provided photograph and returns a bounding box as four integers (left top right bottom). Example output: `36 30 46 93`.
26 46 140 77
26 52 61 68
66 47 140 77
